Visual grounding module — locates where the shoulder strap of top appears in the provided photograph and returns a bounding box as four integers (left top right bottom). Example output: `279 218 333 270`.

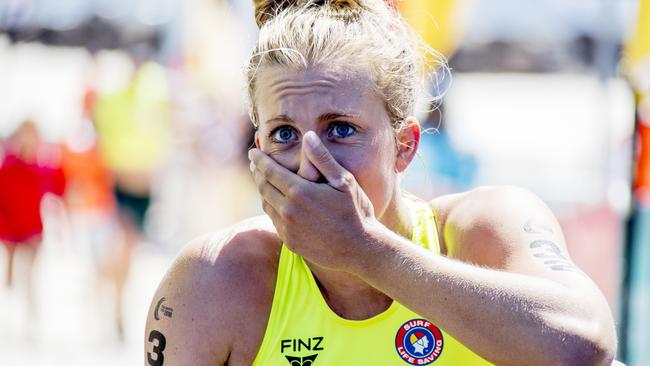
254 244 293 360
403 191 441 255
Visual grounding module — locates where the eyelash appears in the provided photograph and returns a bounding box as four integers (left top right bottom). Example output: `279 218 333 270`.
268 126 298 144
268 122 357 144
328 122 356 139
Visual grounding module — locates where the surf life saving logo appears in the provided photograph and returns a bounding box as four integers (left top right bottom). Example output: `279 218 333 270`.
395 319 444 365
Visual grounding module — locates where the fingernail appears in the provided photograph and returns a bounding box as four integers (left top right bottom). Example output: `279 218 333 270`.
304 132 319 148
248 149 253 160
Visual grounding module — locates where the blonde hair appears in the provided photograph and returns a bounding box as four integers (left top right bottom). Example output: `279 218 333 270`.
246 0 447 129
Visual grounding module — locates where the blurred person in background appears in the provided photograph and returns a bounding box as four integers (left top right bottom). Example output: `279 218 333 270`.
145 0 618 365
0 120 65 325
94 54 173 339
61 77 126 340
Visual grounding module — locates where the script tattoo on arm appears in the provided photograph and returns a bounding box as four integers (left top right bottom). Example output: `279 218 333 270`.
528 239 580 272
523 220 582 273
147 330 167 366
523 219 554 234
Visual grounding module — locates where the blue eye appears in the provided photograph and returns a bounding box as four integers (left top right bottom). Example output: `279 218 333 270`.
270 126 298 144
329 123 356 139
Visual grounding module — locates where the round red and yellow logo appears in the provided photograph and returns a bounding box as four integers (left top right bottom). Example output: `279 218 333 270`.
395 319 444 365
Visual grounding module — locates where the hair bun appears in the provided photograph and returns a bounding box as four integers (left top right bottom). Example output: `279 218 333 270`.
253 0 367 28
252 0 280 27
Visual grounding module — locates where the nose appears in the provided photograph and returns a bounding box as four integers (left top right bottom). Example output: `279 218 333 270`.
297 140 322 183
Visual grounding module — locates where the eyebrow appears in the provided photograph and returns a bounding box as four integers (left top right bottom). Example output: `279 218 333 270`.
264 112 361 126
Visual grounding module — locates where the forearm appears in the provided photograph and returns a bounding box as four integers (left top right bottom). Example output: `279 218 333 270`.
354 223 611 366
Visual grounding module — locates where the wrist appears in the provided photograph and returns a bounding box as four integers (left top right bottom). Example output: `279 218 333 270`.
347 219 397 279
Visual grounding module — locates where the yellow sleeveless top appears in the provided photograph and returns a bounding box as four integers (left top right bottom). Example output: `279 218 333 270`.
253 195 494 365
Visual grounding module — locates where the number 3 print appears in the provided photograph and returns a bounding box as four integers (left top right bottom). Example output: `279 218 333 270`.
147 330 167 366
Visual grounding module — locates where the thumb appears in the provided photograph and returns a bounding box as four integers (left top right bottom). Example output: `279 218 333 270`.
303 131 350 190
297 143 321 182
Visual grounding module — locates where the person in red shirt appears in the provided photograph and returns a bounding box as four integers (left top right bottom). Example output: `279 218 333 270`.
0 121 65 314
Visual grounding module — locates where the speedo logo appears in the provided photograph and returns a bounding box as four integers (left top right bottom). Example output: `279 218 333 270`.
281 337 324 365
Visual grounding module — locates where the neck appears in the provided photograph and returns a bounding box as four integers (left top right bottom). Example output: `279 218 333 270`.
307 191 413 320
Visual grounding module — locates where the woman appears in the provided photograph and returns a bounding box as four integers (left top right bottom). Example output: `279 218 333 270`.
145 0 617 364
0 121 65 323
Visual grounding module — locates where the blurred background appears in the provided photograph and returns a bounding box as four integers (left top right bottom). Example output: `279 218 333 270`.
0 0 648 364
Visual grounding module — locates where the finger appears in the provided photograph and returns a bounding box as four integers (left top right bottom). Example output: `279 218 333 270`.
262 199 281 226
249 149 301 195
251 163 285 209
297 144 321 182
302 131 353 191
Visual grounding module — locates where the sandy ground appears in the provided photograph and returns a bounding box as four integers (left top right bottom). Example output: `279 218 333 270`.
0 238 174 366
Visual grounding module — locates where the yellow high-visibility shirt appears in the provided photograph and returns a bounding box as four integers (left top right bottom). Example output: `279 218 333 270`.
253 193 494 365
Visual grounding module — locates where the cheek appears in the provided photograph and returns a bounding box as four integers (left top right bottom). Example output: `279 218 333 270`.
337 144 396 214
257 137 300 171
264 148 301 172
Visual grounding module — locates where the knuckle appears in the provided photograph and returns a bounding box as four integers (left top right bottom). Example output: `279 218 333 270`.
287 184 304 200
260 182 271 197
266 168 278 183
280 206 297 222
254 175 264 190
253 170 265 185
341 172 355 185
332 172 355 189
253 159 264 173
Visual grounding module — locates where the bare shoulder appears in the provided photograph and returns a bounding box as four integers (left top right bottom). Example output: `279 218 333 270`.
430 185 551 224
429 185 561 268
430 185 604 286
144 215 281 366
430 186 617 354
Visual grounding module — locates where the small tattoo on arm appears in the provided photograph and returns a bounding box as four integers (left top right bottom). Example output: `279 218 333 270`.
147 330 167 366
528 239 581 273
154 297 174 321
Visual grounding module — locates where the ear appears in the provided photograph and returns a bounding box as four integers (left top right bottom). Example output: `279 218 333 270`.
395 116 420 173
254 131 261 149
